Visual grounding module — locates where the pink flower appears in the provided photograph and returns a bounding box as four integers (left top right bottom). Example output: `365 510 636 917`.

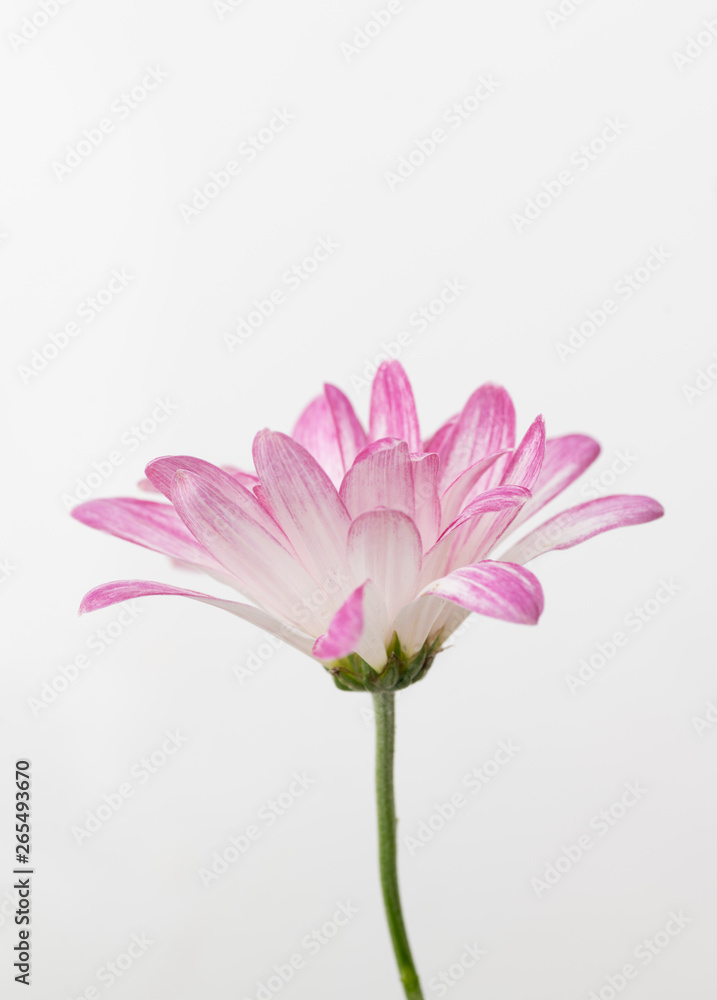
73 362 663 690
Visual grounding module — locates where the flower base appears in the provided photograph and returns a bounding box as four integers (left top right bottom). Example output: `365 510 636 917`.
325 633 444 692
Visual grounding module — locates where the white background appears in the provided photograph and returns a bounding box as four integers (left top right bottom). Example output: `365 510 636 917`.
2 1 716 997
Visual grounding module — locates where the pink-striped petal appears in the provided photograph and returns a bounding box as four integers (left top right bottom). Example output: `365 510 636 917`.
79 580 316 655
420 560 544 625
421 486 530 585
369 361 421 452
340 439 415 520
501 494 665 564
501 415 545 491
312 580 389 670
324 383 368 471
440 384 516 489
439 450 511 531
171 471 330 630
508 434 601 533
71 498 220 570
146 455 289 548
411 452 441 549
423 414 458 459
252 430 351 587
292 394 345 487
347 509 422 622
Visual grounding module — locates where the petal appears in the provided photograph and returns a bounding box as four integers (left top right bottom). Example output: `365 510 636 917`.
440 384 516 489
71 497 220 570
508 434 601 533
411 451 441 549
292 394 345 487
369 361 421 451
423 414 458 458
500 494 665 564
439 450 511 531
312 580 389 670
145 455 288 546
392 593 448 657
501 415 545 491
340 439 414 520
420 560 544 625
421 486 530 585
324 383 368 471
78 580 316 655
171 471 331 631
347 509 422 622
252 430 351 587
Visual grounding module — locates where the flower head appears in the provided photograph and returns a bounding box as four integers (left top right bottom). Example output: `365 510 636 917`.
73 362 663 691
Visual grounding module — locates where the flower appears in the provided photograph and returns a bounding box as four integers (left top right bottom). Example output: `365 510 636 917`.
72 361 663 691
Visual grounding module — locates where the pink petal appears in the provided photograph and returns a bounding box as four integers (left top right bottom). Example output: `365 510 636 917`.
79 580 316 655
324 383 368 471
292 394 344 488
347 509 422 623
71 498 220 570
411 451 441 549
392 594 448 657
420 559 544 625
369 361 421 451
312 580 389 670
340 439 414 520
439 450 511 531
501 415 545 491
171 471 329 630
146 455 289 548
421 486 530 585
252 430 351 587
440 384 516 489
501 494 665 564
423 414 458 458
508 434 601 533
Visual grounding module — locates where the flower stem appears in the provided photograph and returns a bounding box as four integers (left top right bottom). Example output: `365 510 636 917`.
372 691 424 999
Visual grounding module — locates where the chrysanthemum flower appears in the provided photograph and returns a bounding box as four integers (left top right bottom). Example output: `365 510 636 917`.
73 361 663 691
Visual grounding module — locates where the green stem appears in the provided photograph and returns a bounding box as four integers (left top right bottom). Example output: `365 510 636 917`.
372 691 424 1000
